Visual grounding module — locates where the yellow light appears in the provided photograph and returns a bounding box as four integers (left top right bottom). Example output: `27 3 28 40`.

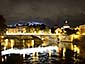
32 52 35 57
71 43 74 50
63 48 66 58
23 28 26 33
49 50 51 57
10 39 14 48
82 33 85 35
76 31 80 35
31 40 34 47
71 35 74 41
74 45 77 52
27 43 30 48
73 34 79 39
5 39 8 46
76 47 80 54
23 40 25 43
1 36 4 38
73 45 80 54
4 47 6 50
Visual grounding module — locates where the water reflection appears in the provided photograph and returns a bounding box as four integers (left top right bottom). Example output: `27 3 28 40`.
1 49 84 64
1 35 85 64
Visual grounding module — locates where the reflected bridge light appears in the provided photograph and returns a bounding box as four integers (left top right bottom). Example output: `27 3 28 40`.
1 36 4 38
5 39 8 46
10 39 14 48
2 46 59 56
73 34 80 39
82 33 85 35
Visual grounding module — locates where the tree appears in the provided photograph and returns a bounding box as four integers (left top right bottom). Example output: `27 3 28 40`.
65 28 78 35
0 15 6 34
0 15 6 62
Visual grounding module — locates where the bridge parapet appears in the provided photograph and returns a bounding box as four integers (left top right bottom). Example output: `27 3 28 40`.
5 33 73 44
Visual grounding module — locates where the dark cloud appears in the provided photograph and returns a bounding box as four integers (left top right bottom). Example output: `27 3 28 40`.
0 0 85 26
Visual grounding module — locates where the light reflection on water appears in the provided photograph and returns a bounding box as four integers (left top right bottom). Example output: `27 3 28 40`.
1 43 84 64
1 50 83 64
1 35 85 64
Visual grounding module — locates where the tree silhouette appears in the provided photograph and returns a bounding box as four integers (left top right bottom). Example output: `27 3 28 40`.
65 28 78 35
0 15 6 62
0 15 6 32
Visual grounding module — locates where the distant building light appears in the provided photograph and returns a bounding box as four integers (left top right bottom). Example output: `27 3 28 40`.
63 26 70 28
61 20 70 29
65 20 68 24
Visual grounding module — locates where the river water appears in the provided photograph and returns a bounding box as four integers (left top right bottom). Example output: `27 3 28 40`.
1 49 85 64
1 35 85 64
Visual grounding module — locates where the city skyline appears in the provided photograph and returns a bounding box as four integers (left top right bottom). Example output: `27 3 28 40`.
0 0 85 27
6 18 85 27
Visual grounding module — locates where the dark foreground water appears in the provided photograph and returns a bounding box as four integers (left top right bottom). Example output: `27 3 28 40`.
1 53 85 64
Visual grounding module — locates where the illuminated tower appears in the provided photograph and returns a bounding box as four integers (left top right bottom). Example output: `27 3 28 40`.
61 20 70 29
65 20 68 25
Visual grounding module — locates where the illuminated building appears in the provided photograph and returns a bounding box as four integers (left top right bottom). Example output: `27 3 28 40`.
61 20 70 29
55 28 62 35
79 24 85 35
6 22 50 34
6 24 27 33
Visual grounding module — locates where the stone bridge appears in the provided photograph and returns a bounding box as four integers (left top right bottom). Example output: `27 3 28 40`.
2 33 73 48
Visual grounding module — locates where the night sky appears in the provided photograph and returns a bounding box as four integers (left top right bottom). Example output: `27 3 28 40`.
0 0 85 27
